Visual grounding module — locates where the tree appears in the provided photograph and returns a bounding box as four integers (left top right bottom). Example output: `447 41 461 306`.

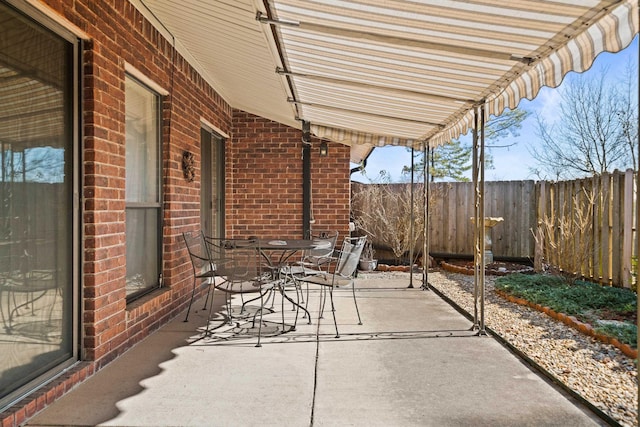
529 63 638 180
403 108 528 181
351 178 426 263
404 139 473 182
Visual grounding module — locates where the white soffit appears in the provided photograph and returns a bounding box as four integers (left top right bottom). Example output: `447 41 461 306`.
140 0 299 129
139 0 638 154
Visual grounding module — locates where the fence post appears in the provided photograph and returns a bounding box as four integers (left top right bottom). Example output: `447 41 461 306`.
622 169 634 288
534 181 545 272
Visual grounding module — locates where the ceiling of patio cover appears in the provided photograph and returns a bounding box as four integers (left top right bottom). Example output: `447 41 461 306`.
139 0 638 158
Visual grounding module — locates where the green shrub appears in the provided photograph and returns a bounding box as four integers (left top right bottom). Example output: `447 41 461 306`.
594 322 637 348
495 273 637 347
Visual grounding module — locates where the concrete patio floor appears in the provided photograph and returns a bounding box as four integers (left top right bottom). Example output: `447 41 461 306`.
27 272 604 426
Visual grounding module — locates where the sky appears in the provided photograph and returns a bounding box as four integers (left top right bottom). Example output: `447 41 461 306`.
351 35 639 183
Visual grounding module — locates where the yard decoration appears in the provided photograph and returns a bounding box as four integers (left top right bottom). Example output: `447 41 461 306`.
182 151 196 182
358 240 377 271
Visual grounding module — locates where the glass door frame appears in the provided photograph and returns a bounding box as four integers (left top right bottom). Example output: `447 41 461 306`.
200 127 225 239
0 0 81 411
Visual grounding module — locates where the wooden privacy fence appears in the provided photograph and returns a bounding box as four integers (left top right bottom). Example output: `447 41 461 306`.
535 170 636 288
351 169 636 288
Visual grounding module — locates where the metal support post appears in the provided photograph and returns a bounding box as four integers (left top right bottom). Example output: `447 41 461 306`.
478 104 487 335
471 105 487 335
409 146 415 288
422 141 430 291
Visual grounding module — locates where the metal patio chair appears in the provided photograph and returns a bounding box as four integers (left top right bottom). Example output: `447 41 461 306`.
281 230 339 307
182 231 218 322
295 235 366 338
202 237 277 347
296 230 339 275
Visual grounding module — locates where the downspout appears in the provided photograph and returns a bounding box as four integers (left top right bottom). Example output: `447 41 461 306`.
302 121 311 239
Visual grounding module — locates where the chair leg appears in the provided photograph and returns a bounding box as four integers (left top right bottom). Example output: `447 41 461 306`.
242 291 266 313
280 283 286 330
225 293 234 325
184 277 197 322
352 285 362 325
202 279 213 310
298 278 311 325
298 282 305 304
255 288 271 348
318 286 327 319
290 280 301 330
264 287 276 308
205 286 217 336
328 287 339 338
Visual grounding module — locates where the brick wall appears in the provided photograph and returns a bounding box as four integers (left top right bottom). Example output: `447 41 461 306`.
229 111 351 240
309 141 352 240
65 0 234 364
1 1 351 424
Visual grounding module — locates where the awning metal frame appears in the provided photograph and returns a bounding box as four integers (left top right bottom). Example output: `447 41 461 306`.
472 104 487 335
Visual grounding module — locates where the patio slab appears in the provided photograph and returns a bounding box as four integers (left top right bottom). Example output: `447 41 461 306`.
27 272 604 426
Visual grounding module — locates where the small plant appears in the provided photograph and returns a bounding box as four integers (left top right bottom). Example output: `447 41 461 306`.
594 321 637 348
495 273 637 347
361 240 375 261
351 176 428 265
531 187 596 280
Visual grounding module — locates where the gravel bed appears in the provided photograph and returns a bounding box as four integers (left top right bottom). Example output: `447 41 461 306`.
425 269 638 427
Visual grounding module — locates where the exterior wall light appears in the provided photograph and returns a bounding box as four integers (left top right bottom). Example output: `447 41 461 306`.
319 141 328 157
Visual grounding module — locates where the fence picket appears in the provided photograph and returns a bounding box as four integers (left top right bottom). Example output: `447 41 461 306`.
622 169 634 288
612 171 622 286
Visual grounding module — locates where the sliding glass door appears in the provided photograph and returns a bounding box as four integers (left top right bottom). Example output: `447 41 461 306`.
200 128 224 238
0 1 77 410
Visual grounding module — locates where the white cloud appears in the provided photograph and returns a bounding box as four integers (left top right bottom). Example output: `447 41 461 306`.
530 86 563 126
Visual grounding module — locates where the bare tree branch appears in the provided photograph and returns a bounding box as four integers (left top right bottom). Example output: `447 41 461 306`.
529 65 638 180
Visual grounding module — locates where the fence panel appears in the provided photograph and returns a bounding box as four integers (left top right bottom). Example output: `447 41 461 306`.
352 170 636 287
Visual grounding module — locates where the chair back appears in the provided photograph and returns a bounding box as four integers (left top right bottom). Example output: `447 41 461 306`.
335 236 366 278
203 236 262 290
182 231 214 274
308 230 339 260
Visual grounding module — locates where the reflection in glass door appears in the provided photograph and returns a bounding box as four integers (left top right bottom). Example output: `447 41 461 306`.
200 128 224 238
0 2 77 410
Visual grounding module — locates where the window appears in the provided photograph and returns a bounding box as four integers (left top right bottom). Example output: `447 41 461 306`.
125 75 162 299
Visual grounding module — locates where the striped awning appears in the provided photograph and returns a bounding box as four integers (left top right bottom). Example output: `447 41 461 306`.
139 0 638 156
261 0 638 148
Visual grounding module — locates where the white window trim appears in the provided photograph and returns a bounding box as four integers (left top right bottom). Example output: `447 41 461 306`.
8 0 90 41
124 63 169 96
200 118 230 139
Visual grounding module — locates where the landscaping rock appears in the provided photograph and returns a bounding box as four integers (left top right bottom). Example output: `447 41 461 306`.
426 269 638 427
